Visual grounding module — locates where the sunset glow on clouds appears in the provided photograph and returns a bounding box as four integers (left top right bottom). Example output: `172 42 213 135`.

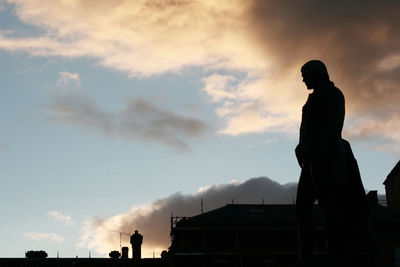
1 0 399 148
0 0 256 76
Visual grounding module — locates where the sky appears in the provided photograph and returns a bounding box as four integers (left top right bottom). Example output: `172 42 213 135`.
0 0 399 259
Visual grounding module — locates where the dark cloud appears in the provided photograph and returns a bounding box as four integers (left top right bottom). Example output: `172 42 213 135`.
51 93 115 135
248 0 400 140
80 177 297 256
48 93 209 151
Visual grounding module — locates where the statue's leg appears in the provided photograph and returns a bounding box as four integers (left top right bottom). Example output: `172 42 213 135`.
319 193 346 266
312 159 347 266
295 166 316 265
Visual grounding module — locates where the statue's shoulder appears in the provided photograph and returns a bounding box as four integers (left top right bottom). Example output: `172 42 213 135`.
333 85 344 95
324 86 344 101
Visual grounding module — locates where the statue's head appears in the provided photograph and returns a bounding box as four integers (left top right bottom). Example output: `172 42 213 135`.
301 60 331 90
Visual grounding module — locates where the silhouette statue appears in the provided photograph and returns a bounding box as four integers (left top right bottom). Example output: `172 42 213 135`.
295 60 376 267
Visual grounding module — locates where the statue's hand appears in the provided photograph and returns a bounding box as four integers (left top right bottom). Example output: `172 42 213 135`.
295 144 306 167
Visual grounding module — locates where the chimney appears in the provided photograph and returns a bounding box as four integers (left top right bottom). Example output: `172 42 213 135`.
121 247 129 259
130 230 143 261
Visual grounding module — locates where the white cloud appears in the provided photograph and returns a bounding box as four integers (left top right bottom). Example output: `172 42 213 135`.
202 72 302 136
0 0 259 76
78 177 297 258
24 232 64 243
47 210 73 226
202 74 237 102
58 71 80 86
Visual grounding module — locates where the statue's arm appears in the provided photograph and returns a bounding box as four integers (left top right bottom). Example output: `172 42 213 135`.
321 89 345 153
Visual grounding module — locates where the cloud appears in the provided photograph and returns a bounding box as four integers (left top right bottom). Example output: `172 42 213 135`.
47 210 73 226
1 0 400 153
78 177 297 257
371 143 400 159
0 0 257 76
46 93 209 151
202 74 237 103
202 73 301 136
200 0 400 142
58 71 80 86
344 114 400 158
246 0 400 142
24 232 64 243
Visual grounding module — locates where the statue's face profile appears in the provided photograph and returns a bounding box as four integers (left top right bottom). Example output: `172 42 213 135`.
301 60 329 91
301 71 315 90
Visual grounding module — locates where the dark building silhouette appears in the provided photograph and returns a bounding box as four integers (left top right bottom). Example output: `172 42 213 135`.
169 203 319 266
384 161 400 210
168 194 400 267
0 257 166 267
